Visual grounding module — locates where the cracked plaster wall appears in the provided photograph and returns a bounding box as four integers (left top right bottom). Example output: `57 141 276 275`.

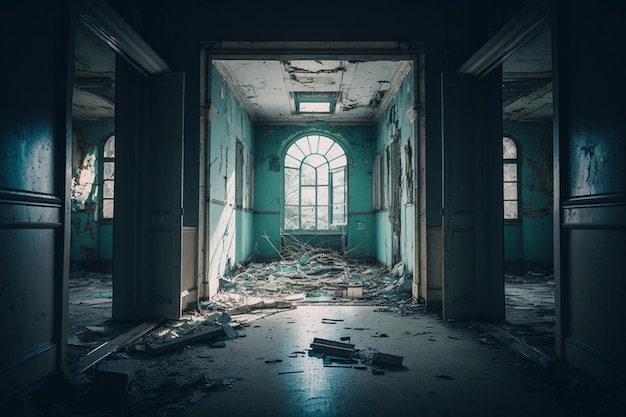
208 66 254 295
503 120 553 266
374 66 416 273
70 119 115 263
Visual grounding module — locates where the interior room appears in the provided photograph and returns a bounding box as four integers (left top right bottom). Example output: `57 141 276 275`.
1 0 625 416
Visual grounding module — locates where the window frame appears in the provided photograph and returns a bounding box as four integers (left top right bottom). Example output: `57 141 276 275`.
283 134 348 232
503 135 520 222
101 134 115 222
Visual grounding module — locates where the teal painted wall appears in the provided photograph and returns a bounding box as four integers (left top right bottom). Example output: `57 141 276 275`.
373 66 416 273
70 119 115 263
253 123 376 261
503 120 553 267
208 66 255 281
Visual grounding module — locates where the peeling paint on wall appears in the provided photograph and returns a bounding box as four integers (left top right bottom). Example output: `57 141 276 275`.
524 130 553 217
268 154 280 172
71 130 97 212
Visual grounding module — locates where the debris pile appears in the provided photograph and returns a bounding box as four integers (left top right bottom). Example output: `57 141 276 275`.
208 233 413 314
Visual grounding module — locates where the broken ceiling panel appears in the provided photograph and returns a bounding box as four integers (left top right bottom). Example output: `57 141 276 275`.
214 58 412 125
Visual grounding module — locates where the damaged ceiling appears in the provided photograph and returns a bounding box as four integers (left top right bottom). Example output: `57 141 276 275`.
213 58 412 125
502 28 553 121
73 23 116 121
72 24 552 124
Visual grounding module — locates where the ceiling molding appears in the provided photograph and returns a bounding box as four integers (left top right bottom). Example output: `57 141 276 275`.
458 0 551 77
213 59 260 122
203 41 421 60
79 0 170 76
371 61 412 123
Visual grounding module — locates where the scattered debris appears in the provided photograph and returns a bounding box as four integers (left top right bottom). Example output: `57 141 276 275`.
436 374 455 380
70 319 162 378
145 324 236 356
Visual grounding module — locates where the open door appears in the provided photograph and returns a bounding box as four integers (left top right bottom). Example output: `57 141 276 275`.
441 71 503 321
146 72 185 319
114 59 185 320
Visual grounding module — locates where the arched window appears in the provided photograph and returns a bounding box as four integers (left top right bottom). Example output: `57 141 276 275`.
102 135 115 220
503 136 519 220
284 135 347 231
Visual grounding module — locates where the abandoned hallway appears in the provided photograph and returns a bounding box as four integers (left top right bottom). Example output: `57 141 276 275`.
3 1 626 416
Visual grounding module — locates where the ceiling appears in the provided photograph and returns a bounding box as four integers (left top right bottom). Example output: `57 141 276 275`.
73 23 116 121
72 25 552 124
213 58 413 125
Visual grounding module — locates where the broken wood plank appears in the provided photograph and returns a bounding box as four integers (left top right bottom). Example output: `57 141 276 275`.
146 325 226 355
310 337 355 358
474 322 554 369
70 319 162 378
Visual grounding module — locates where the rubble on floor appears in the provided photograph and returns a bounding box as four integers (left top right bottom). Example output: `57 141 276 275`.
206 234 415 317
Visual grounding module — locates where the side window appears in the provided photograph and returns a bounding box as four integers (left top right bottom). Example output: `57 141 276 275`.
284 135 347 231
102 135 115 220
236 140 254 210
503 136 519 220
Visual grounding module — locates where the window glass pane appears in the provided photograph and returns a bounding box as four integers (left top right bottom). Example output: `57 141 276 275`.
333 188 345 204
317 206 329 229
332 204 346 224
103 200 114 218
317 186 328 205
329 154 347 169
287 145 305 162
503 137 517 159
504 201 518 219
285 154 300 168
318 164 328 185
309 135 320 153
285 169 299 204
103 162 115 180
504 183 517 200
301 186 316 205
503 163 517 181
301 206 315 230
301 164 316 185
284 206 299 230
318 136 333 155
104 136 115 158
103 180 114 198
326 143 344 160
304 154 326 169
296 137 311 155
332 168 345 185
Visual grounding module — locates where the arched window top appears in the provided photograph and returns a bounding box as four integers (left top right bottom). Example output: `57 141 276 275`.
503 136 517 160
285 135 347 169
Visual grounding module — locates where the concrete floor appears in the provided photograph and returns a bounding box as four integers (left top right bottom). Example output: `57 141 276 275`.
58 267 623 417
177 305 575 417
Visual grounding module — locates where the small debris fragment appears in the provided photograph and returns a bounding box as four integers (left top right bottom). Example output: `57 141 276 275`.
435 374 454 380
372 368 385 375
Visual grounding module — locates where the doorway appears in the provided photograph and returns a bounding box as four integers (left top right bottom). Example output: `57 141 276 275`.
200 42 424 310
68 20 117 366
501 27 555 358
